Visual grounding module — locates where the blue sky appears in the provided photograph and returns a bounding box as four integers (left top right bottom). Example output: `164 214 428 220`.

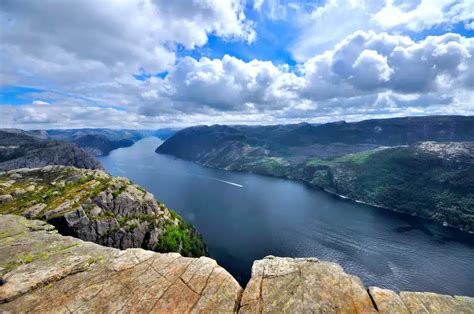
0 0 473 129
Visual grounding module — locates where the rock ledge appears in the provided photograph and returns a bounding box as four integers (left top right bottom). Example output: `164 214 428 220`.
1 215 473 313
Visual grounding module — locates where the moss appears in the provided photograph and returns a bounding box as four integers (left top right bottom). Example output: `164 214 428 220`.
127 222 139 232
117 213 156 226
0 261 21 270
168 208 179 220
17 253 35 263
112 184 127 198
136 185 146 194
58 243 80 252
94 210 115 220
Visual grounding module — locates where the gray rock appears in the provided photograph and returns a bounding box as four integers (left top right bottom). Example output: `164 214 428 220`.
23 203 47 218
12 188 26 197
0 194 13 204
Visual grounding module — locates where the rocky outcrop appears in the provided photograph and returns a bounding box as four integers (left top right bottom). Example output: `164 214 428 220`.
242 256 474 313
0 215 240 312
0 166 207 257
0 130 102 171
239 256 377 313
1 215 473 313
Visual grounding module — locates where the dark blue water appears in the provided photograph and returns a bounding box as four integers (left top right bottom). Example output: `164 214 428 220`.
99 137 474 296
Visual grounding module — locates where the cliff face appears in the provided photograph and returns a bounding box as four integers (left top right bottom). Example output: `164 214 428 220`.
0 166 207 257
1 215 473 313
0 131 102 171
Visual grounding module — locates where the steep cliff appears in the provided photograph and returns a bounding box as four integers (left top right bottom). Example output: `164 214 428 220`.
0 166 207 257
1 215 473 313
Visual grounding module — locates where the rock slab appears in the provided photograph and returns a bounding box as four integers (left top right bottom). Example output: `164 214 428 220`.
1 215 473 313
0 214 241 313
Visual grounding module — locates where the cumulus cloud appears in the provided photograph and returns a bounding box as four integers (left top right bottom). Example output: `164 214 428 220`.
149 55 301 113
0 0 254 88
300 31 473 99
290 0 473 61
0 1 473 129
372 0 474 31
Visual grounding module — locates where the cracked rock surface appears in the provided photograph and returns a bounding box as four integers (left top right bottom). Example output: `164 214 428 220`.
241 256 474 314
0 215 241 313
1 215 473 313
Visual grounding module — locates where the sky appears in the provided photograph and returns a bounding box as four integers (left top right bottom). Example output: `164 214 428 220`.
0 0 473 129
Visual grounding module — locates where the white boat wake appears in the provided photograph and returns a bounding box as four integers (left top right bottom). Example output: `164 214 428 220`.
211 178 243 188
188 174 243 188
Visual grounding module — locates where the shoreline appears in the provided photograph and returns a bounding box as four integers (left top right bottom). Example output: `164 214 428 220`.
156 151 473 234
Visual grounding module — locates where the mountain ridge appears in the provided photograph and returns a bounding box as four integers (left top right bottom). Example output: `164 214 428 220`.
156 116 474 232
0 130 102 171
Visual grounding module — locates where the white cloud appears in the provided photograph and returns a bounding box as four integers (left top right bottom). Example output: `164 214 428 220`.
32 100 50 106
152 55 301 113
373 0 474 31
290 0 473 61
1 1 473 129
0 0 254 88
300 31 473 99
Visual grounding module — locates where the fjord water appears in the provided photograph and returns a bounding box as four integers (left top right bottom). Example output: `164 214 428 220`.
99 137 474 295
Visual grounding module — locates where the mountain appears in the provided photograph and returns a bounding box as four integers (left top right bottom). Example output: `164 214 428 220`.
46 128 176 156
2 128 177 156
0 165 207 257
156 116 474 232
0 131 102 171
302 142 474 231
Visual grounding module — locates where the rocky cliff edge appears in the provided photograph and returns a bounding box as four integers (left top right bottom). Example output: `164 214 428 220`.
1 215 473 313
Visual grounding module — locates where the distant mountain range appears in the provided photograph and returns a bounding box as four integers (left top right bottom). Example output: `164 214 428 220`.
1 128 176 156
0 130 102 171
156 115 474 232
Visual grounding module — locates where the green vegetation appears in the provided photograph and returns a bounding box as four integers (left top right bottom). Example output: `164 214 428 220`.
112 184 127 198
246 157 290 177
306 147 474 231
154 221 207 257
333 149 377 164
0 168 113 219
